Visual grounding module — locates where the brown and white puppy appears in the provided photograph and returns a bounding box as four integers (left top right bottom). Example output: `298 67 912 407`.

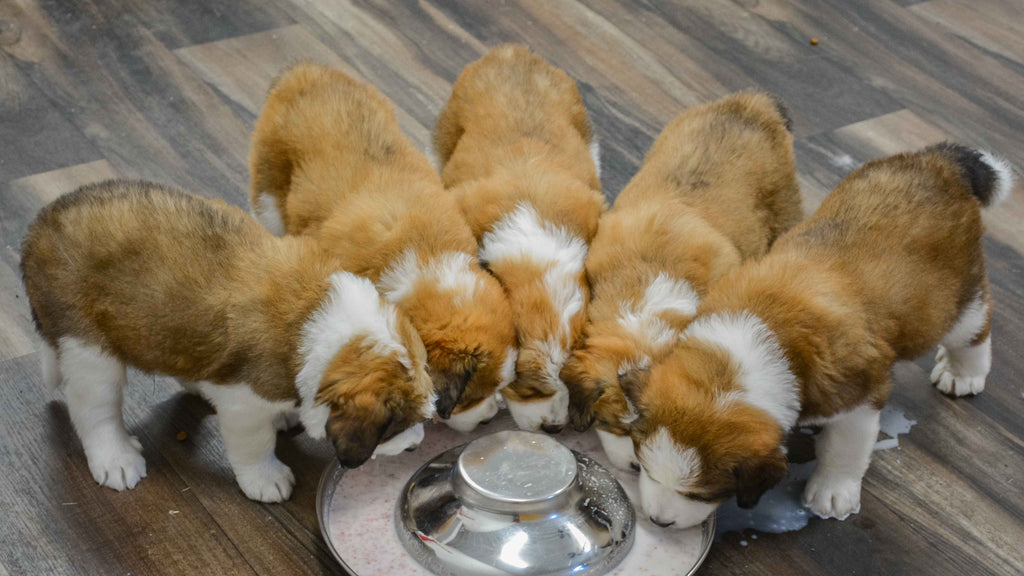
250 64 517 432
626 144 1013 528
434 45 606 432
561 93 802 471
21 181 434 502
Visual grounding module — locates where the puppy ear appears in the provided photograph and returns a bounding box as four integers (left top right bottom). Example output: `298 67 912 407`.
326 401 393 469
433 363 476 419
617 366 650 416
733 448 787 509
562 354 605 432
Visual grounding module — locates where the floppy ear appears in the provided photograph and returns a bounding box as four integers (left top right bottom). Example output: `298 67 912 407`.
617 367 650 416
562 354 606 432
733 448 787 509
326 403 393 469
433 363 477 419
570 379 607 432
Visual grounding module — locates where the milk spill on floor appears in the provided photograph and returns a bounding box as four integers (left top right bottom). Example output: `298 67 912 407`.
715 404 915 540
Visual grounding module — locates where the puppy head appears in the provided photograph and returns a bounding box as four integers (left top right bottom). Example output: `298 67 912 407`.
561 322 648 431
294 273 434 467
631 346 787 529
379 251 517 428
490 254 590 433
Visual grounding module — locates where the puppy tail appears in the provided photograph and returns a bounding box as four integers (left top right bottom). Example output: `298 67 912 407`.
40 340 62 390
930 143 1015 209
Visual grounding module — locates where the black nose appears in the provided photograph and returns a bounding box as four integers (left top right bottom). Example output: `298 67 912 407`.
630 462 641 472
404 443 420 453
650 516 675 528
541 423 564 434
479 417 493 426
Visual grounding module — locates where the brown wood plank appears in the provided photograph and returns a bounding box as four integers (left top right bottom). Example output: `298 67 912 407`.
0 352 256 576
0 0 254 205
0 53 101 183
0 0 1022 574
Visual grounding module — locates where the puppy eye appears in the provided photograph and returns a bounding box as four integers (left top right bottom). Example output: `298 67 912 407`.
680 491 715 503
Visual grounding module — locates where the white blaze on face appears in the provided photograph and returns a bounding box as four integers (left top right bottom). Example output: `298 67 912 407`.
638 427 717 529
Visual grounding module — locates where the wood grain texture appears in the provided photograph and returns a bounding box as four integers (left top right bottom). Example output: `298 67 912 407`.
0 0 1022 574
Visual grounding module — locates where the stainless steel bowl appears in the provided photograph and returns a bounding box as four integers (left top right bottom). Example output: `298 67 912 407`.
394 430 635 576
316 417 716 576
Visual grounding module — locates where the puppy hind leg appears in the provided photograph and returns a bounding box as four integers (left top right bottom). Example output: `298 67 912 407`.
932 288 992 397
60 338 147 491
202 383 295 503
803 404 880 520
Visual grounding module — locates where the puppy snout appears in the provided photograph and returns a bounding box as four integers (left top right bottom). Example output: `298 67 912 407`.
649 516 675 528
630 462 641 472
479 417 494 426
541 423 565 434
404 443 421 453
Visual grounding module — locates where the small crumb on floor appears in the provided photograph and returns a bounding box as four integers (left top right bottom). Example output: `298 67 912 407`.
169 510 180 515
181 486 191 493
740 540 748 547
810 38 819 45
176 431 187 441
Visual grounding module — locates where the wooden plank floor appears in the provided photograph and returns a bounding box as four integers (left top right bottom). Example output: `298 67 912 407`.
1 0 1022 574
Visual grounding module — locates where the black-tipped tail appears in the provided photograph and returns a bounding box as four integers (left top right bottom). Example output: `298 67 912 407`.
928 142 1014 208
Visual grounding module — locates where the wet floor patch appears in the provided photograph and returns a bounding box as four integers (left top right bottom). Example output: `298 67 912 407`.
716 404 916 540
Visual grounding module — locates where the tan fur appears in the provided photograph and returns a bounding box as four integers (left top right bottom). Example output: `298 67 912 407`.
21 180 434 468
434 45 606 415
562 92 802 435
633 145 997 506
250 64 515 421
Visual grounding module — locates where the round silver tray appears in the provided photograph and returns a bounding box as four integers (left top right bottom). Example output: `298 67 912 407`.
317 416 714 575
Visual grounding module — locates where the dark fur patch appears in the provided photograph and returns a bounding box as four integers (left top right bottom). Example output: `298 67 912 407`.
927 142 1000 206
766 93 793 133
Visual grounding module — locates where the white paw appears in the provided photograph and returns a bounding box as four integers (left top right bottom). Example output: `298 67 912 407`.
273 409 301 432
236 458 295 503
86 436 147 491
803 473 862 520
931 346 986 396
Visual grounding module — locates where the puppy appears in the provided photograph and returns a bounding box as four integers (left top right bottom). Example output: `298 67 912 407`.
625 144 1013 528
250 64 517 432
21 181 434 502
561 93 802 471
434 45 606 433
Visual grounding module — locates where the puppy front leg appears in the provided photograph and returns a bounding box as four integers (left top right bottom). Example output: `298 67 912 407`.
202 384 295 503
803 404 880 520
60 339 147 491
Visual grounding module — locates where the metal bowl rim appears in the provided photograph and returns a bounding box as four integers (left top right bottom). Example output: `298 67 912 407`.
316 457 716 575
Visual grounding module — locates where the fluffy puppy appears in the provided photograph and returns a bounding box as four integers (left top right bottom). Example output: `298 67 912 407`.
250 64 516 432
561 93 802 471
626 144 1013 529
22 181 434 502
434 45 606 433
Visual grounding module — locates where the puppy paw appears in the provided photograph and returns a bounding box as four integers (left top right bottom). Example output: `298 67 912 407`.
931 346 986 396
273 409 302 432
236 459 295 503
86 437 147 491
803 473 862 520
